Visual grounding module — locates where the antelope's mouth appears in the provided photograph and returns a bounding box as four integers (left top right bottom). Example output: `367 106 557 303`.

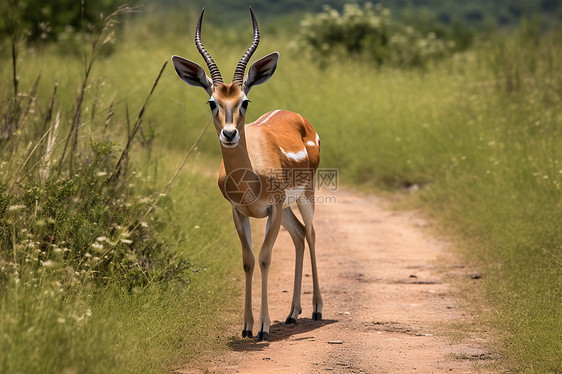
220 133 240 148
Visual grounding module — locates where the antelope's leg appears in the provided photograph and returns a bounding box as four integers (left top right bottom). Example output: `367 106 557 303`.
233 207 254 338
257 204 283 341
297 192 323 320
281 207 306 324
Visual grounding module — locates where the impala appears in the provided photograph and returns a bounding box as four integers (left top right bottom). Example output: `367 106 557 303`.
171 7 322 341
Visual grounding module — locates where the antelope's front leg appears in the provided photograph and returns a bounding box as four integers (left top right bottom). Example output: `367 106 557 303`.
257 204 283 341
233 208 255 338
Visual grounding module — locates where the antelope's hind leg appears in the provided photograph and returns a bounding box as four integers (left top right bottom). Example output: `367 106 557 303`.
232 208 255 338
281 207 306 324
297 192 323 321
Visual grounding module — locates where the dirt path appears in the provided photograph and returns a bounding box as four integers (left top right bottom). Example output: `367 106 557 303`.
184 189 495 373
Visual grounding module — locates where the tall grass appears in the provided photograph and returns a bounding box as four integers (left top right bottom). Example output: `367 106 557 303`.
0 164 240 372
0 6 241 373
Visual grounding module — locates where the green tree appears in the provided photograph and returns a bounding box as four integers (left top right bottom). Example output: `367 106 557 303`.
0 0 123 42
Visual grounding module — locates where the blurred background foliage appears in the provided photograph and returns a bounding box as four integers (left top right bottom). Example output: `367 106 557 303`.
1 0 560 67
134 0 562 28
0 0 122 41
295 3 461 67
2 0 561 44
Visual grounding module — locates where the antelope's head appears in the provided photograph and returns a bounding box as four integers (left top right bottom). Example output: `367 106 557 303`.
172 7 278 149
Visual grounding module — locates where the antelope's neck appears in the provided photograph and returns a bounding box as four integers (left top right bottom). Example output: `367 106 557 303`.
220 135 253 174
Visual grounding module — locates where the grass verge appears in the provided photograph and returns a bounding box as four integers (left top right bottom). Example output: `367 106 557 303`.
0 8 241 372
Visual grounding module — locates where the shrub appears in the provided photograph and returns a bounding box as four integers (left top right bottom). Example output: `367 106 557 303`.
295 2 458 67
0 5 191 294
0 0 124 42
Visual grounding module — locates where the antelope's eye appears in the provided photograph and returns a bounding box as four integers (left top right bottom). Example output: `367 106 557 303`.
240 99 250 114
208 97 218 114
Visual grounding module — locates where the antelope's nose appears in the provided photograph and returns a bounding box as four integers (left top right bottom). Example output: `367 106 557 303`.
221 128 238 141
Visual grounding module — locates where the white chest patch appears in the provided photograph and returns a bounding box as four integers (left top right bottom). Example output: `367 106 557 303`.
280 146 308 162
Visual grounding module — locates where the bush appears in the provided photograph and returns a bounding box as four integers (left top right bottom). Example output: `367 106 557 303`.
0 5 191 294
295 2 458 67
0 0 124 42
0 143 192 292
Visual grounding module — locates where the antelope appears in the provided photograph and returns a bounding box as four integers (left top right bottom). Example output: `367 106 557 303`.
171 7 322 341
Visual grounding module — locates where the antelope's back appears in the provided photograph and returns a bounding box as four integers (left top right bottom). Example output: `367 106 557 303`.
246 110 320 175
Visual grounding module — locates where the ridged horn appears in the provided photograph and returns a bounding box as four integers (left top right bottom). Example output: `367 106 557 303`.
195 8 223 85
232 7 260 85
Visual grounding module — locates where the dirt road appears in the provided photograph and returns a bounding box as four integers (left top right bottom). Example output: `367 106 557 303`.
184 189 495 373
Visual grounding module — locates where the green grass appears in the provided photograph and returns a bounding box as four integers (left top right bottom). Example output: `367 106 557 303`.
0 155 241 373
0 10 242 372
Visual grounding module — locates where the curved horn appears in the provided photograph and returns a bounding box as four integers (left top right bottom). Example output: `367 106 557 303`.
195 8 223 85
232 7 260 85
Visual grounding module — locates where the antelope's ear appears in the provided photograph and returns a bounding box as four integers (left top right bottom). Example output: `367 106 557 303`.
171 55 213 95
243 52 279 94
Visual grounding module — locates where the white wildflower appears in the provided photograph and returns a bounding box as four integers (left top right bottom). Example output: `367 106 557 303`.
121 239 133 245
8 205 25 211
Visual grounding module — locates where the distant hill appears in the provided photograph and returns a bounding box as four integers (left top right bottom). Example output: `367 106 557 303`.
148 0 562 28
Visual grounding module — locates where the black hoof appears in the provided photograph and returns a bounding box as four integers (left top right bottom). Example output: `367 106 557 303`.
312 312 322 321
256 331 270 341
285 317 297 325
242 330 253 338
